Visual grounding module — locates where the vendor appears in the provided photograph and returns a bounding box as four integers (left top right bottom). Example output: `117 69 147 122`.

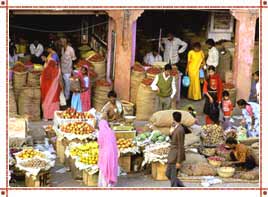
225 137 256 170
151 64 176 111
143 47 163 66
101 90 123 122
237 99 259 137
30 40 44 64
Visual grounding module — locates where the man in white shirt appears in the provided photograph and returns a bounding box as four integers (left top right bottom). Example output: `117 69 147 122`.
60 37 77 102
161 32 188 66
143 48 163 66
151 64 176 111
205 39 219 69
29 40 44 64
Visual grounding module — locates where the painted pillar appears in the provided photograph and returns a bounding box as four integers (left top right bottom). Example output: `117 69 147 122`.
230 9 259 101
107 10 144 101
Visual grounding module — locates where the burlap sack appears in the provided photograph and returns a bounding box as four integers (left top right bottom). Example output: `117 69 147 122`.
13 71 27 89
136 83 156 121
89 60 106 80
130 70 145 104
181 163 216 176
18 87 41 121
27 71 41 87
183 152 208 165
92 85 112 112
149 110 196 128
185 133 200 147
9 87 17 116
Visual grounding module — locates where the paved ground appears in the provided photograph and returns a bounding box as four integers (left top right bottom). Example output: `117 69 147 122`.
12 98 258 188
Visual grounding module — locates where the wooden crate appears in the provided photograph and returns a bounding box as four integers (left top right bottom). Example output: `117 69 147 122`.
82 170 98 187
115 130 136 140
151 162 168 181
68 157 83 180
25 171 50 187
119 154 131 173
56 138 66 164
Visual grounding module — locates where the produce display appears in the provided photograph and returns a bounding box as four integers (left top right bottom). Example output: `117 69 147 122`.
171 68 179 76
142 78 154 86
20 158 48 168
208 156 225 167
12 62 27 72
16 149 45 160
95 79 112 87
117 138 135 149
69 142 99 159
201 124 224 146
133 64 145 72
216 144 232 160
133 131 169 147
223 83 235 89
57 108 95 119
224 129 237 139
88 53 105 62
142 142 170 165
200 147 216 157
147 67 161 75
60 122 95 135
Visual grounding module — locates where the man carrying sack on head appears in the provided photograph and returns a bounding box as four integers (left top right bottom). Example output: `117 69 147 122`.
151 64 176 111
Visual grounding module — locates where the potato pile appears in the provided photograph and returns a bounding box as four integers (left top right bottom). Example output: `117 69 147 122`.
201 124 224 146
151 147 170 156
20 158 48 168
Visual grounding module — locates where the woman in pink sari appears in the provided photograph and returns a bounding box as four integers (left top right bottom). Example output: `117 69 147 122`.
98 120 119 187
41 59 61 121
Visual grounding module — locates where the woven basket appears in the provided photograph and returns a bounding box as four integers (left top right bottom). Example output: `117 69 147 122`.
121 100 135 116
130 71 145 104
9 87 17 116
92 85 112 111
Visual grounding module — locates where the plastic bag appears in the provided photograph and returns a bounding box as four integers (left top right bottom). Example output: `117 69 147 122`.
182 75 190 87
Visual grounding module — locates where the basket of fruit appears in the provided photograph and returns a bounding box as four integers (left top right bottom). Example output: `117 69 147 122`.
217 167 235 178
59 122 97 141
208 156 225 167
117 138 139 155
54 108 96 128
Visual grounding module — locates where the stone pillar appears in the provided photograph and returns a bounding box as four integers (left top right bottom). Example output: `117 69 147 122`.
106 17 115 83
107 10 144 101
231 9 259 101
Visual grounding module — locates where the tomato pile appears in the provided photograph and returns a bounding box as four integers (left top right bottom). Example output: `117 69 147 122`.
147 67 161 75
13 62 27 72
142 78 154 86
223 83 235 89
95 79 112 87
89 53 105 62
133 64 145 72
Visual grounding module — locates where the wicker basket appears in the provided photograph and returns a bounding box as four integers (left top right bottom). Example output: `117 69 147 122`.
217 167 235 178
89 60 106 80
27 71 41 87
121 100 135 116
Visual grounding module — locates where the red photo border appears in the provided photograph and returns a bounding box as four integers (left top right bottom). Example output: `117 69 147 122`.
1 1 267 196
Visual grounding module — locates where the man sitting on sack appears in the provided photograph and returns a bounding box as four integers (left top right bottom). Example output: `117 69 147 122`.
101 90 123 122
151 64 176 111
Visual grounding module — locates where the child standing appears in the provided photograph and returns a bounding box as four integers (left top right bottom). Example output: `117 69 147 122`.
71 65 91 112
221 90 234 130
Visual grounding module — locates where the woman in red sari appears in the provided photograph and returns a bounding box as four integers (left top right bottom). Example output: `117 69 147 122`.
203 66 223 124
41 59 61 121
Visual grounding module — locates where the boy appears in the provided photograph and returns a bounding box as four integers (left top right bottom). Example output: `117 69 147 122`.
221 90 234 130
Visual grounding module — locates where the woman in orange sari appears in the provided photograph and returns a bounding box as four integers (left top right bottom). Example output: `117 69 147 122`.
41 59 61 121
